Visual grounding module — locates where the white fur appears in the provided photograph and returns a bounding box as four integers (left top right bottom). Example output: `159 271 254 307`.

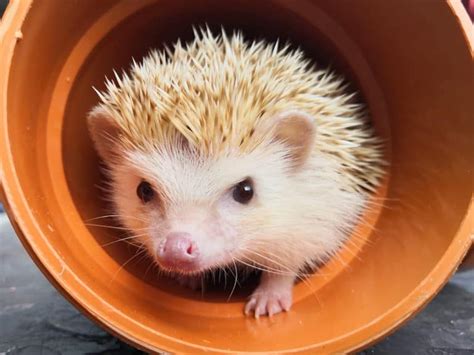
109 137 365 275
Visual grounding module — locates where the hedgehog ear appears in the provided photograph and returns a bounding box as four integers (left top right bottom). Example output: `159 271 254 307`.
87 107 123 163
267 110 316 171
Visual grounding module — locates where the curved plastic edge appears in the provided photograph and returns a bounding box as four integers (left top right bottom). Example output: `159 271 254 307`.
0 0 26 214
443 0 474 272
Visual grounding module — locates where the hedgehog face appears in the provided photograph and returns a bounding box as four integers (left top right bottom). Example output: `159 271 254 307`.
108 142 365 276
111 145 270 273
110 129 313 274
89 109 357 275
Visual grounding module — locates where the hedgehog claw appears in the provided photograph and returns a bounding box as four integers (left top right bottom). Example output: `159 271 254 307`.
244 273 294 318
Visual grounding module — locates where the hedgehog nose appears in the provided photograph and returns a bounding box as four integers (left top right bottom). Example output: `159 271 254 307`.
157 232 199 269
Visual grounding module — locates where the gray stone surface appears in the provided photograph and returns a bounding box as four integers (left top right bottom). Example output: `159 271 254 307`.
0 214 142 355
0 213 473 354
0 0 7 17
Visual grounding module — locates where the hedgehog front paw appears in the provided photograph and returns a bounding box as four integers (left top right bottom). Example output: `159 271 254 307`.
244 289 292 318
244 273 294 318
173 274 203 291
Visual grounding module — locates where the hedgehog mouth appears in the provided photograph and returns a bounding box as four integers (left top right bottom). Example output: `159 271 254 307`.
158 263 206 275
156 254 236 276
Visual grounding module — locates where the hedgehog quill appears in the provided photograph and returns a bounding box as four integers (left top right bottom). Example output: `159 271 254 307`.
88 27 385 318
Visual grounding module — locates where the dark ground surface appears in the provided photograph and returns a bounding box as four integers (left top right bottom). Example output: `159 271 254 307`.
0 213 473 354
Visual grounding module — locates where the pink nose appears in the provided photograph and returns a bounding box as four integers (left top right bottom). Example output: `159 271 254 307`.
157 232 199 269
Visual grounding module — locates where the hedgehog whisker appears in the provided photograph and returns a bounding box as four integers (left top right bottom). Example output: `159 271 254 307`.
234 257 290 276
143 257 158 279
242 249 319 297
100 234 148 247
226 258 240 302
109 246 148 284
86 214 147 223
236 254 294 276
84 223 147 232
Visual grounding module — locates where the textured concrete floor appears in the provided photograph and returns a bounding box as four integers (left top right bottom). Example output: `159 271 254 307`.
0 213 473 354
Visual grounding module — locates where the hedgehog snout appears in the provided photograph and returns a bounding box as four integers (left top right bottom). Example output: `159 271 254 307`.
156 232 200 271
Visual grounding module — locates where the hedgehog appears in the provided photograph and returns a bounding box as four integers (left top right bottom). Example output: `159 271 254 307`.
87 27 385 318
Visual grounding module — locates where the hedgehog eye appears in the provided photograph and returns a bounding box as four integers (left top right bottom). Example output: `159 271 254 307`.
232 178 254 204
137 180 154 203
